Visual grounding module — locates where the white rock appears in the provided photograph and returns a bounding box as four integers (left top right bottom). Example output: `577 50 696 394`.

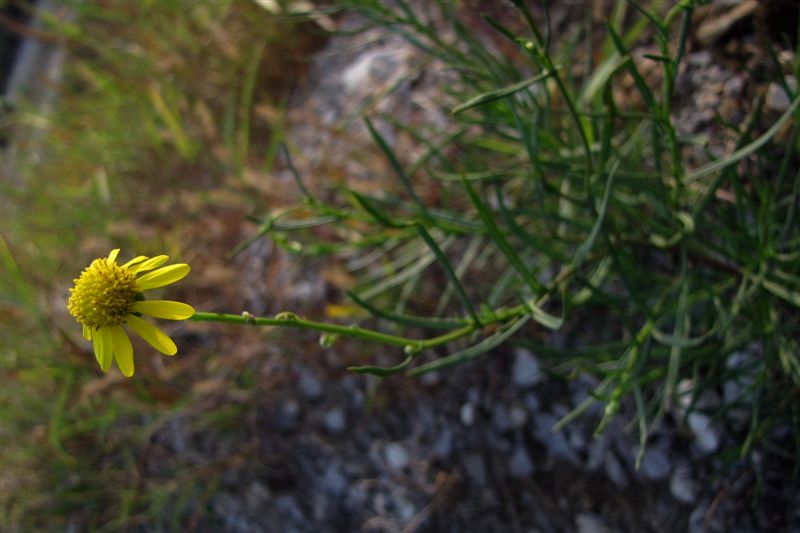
460 402 476 426
513 349 542 388
639 447 671 481
688 413 720 453
766 78 797 112
724 349 757 425
670 464 698 504
510 405 528 428
385 442 409 470
323 407 346 435
299 371 322 400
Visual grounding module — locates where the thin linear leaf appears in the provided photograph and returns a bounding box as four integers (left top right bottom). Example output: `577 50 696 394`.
452 70 553 115
633 380 648 470
665 255 690 410
435 236 485 316
494 183 570 263
351 190 408 228
347 290 469 329
687 95 800 182
553 377 613 431
760 277 800 307
579 52 625 107
279 143 311 198
364 116 431 220
651 327 708 348
513 339 628 358
462 177 544 294
607 25 657 110
358 247 437 301
348 354 413 376
574 160 619 268
409 315 530 376
416 225 482 324
524 296 564 330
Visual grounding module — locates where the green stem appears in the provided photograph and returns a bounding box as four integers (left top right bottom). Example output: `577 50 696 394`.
189 311 477 350
189 261 578 355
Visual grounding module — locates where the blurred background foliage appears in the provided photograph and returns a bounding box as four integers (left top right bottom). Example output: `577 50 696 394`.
2 0 326 528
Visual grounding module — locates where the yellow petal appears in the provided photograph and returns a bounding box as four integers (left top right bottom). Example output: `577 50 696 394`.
121 255 148 269
133 300 195 320
110 325 134 377
82 324 92 341
128 255 169 274
135 264 190 291
127 314 177 355
107 249 120 263
92 327 113 372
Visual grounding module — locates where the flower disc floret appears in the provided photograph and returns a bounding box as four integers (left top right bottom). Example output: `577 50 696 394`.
68 258 138 328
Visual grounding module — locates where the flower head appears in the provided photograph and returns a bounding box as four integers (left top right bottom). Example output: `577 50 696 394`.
68 249 194 377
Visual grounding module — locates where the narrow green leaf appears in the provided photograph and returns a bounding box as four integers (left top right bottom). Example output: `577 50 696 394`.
364 116 431 219
524 297 564 330
462 178 544 295
416 225 482 324
452 70 553 115
573 160 619 268
493 183 570 263
607 25 657 110
349 354 414 376
279 143 312 199
665 256 689 410
347 290 469 329
408 315 530 376
351 190 408 228
760 277 800 307
687 95 800 182
633 381 648 469
579 52 625 107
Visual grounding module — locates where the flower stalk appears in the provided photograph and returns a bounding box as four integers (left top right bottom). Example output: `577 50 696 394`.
189 311 479 352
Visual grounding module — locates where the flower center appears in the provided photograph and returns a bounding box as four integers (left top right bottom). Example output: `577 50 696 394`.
67 258 138 328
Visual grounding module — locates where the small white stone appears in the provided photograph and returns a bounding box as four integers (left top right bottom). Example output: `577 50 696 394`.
510 405 528 428
688 413 720 453
323 407 346 435
385 442 409 470
460 402 476 426
670 464 698 504
513 349 542 388
639 447 671 481
766 79 796 112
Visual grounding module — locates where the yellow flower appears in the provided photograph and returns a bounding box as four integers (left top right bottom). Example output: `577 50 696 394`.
67 249 194 377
